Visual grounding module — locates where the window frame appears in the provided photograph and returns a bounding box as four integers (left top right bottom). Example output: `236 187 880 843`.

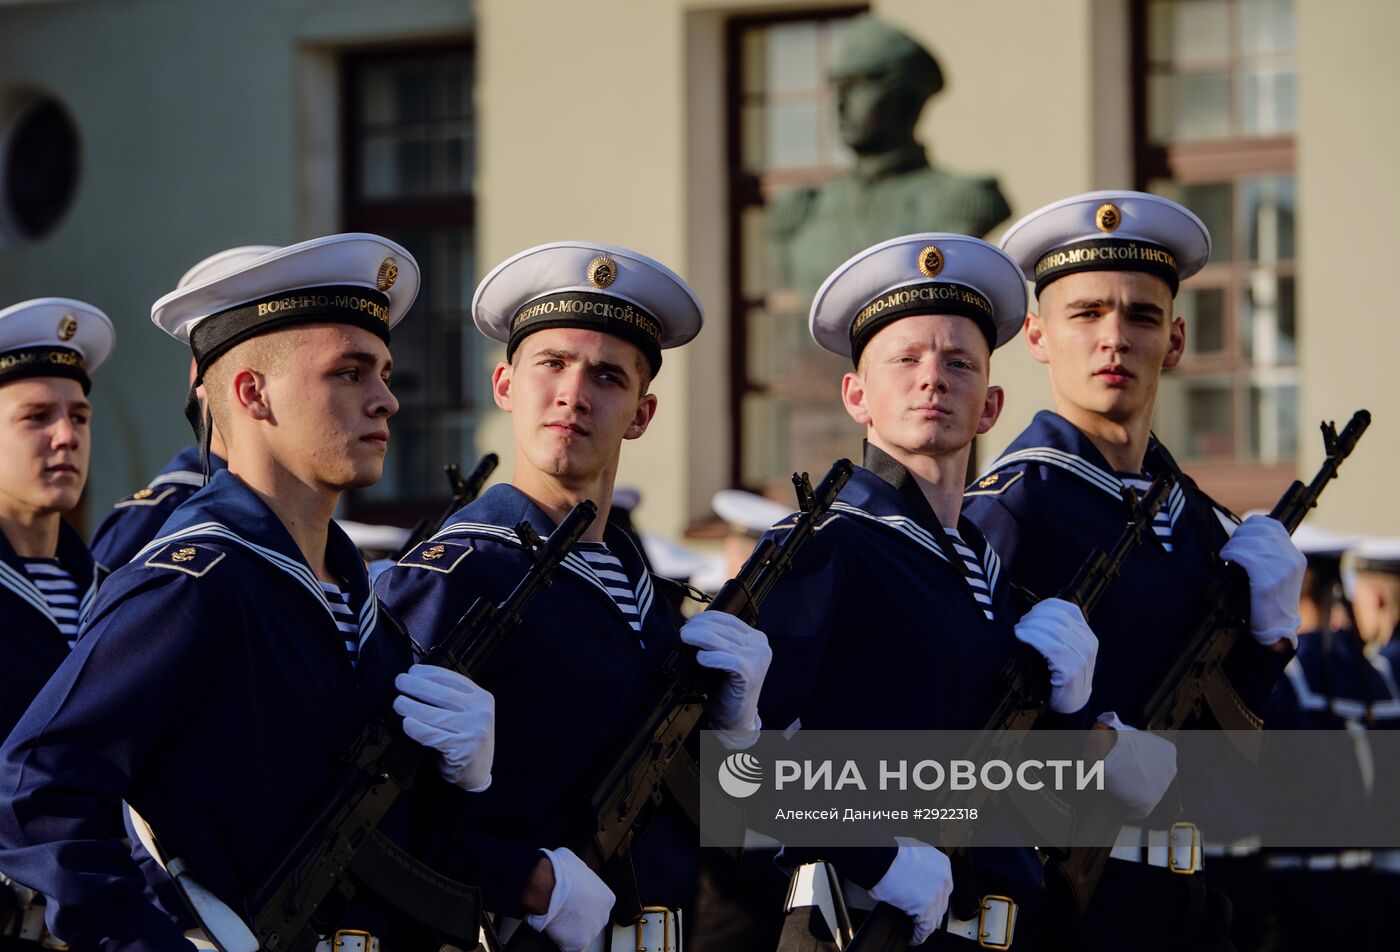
339 39 477 526
1131 0 1298 511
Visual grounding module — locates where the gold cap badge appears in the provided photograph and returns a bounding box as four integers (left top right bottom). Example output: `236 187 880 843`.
422 544 446 561
172 546 198 563
917 245 944 278
586 255 618 289
376 257 399 292
1095 203 1121 233
57 314 78 342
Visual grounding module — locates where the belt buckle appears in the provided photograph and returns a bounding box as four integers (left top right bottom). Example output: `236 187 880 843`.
1168 821 1200 875
634 906 677 952
977 894 1015 950
333 929 376 952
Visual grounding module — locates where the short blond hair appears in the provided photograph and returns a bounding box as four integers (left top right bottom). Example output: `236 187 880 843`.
201 330 302 443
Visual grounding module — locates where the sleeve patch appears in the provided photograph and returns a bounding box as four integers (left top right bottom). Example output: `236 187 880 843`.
113 486 178 508
144 542 226 577
397 540 473 574
964 470 1024 497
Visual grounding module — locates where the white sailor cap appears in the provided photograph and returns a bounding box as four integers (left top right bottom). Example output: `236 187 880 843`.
337 519 412 555
151 233 419 379
612 485 643 513
713 489 793 540
810 233 1027 364
640 532 711 582
472 241 703 376
177 245 280 290
1290 522 1358 559
1001 190 1211 298
0 298 115 394
1348 538 1400 576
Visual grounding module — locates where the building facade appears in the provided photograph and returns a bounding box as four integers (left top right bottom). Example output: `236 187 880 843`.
0 0 1393 539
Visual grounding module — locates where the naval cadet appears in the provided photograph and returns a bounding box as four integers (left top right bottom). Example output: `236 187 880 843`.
0 298 113 946
0 298 114 742
752 234 1128 949
0 234 496 951
88 246 276 578
1260 529 1396 952
1346 539 1400 942
963 191 1306 950
376 241 773 952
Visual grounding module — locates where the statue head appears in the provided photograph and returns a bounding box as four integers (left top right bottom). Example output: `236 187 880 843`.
829 15 944 155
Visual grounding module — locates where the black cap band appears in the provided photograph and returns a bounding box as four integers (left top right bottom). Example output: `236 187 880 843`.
508 290 664 374
0 346 90 393
1033 238 1180 297
190 284 392 379
1355 556 1400 577
849 281 996 365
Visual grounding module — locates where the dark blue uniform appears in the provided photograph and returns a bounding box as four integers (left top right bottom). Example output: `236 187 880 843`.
376 483 693 916
963 410 1291 952
0 522 94 741
1260 631 1398 952
0 470 424 950
755 443 1045 937
89 445 227 578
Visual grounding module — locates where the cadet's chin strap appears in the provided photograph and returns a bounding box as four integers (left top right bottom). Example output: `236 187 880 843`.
182 379 214 487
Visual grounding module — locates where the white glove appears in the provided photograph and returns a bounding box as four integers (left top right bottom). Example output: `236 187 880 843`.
681 612 772 736
525 847 616 952
867 837 953 946
1220 514 1305 648
394 663 495 792
1097 712 1178 818
1013 598 1098 714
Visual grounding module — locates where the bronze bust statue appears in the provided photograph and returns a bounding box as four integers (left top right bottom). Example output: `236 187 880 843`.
772 15 1012 299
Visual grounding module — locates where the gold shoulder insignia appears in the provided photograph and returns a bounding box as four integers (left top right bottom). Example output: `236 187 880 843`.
145 542 225 578
113 486 178 509
965 470 1024 497
398 540 472 574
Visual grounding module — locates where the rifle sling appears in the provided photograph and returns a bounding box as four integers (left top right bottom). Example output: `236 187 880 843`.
347 828 480 945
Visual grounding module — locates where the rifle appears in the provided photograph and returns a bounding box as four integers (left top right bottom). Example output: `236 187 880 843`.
1046 409 1371 918
242 501 597 952
503 460 854 952
846 474 1176 952
394 454 500 561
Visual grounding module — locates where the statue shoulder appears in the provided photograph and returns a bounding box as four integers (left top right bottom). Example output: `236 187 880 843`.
916 168 1012 236
768 186 821 240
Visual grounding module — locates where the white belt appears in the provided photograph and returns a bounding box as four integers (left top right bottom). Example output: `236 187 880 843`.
1372 850 1400 875
498 909 682 952
314 931 381 952
840 880 1017 949
1108 822 1203 874
1267 850 1373 872
4 890 66 949
943 895 1016 949
1201 835 1262 858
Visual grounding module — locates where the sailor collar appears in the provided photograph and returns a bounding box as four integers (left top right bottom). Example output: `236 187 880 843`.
435 483 658 630
977 410 1188 526
149 444 228 490
134 469 379 647
0 518 97 632
816 442 1001 600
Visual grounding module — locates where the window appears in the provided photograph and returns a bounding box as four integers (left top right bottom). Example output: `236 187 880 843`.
0 88 80 243
341 44 478 522
727 11 864 496
1138 0 1298 510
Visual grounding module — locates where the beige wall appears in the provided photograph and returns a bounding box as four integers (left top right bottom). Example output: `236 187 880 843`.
477 0 1098 536
1296 0 1400 534
478 0 1398 538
